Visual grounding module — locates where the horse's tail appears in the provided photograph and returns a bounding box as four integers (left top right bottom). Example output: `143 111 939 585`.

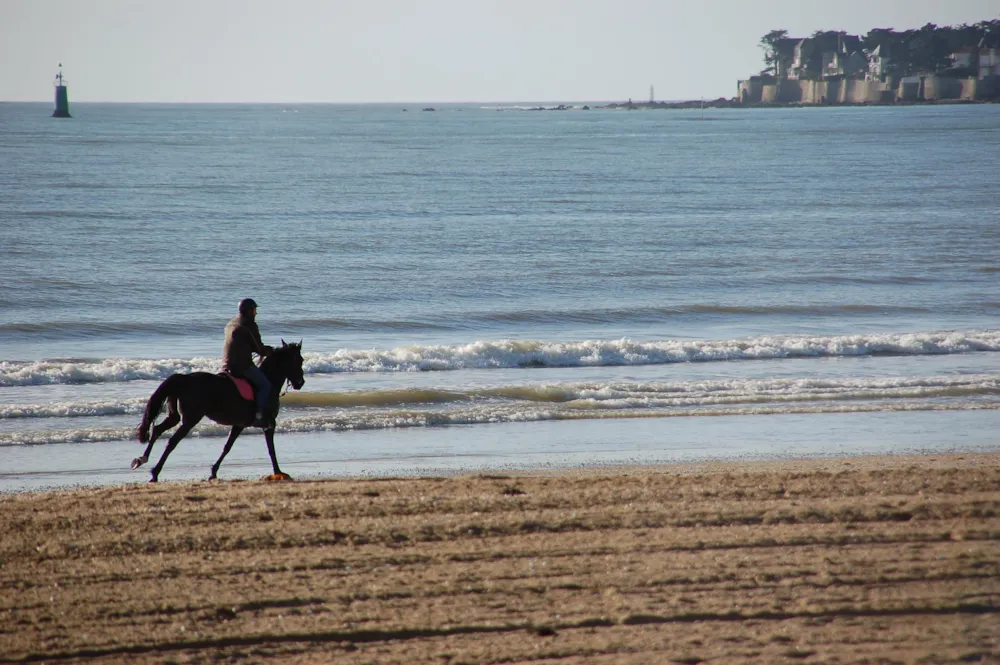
136 374 184 443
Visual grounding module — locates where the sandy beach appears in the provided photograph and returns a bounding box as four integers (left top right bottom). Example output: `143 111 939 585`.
1 453 998 664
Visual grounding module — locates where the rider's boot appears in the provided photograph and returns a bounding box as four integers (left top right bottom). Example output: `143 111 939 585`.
253 408 274 429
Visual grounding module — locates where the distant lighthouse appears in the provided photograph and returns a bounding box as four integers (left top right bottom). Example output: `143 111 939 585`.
52 64 71 118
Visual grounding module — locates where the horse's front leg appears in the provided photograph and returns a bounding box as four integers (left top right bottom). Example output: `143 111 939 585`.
262 426 292 481
210 426 244 480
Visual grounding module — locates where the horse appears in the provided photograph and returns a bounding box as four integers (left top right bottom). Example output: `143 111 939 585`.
133 340 306 483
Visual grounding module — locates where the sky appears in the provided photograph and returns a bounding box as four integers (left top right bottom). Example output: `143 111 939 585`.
2 0 998 103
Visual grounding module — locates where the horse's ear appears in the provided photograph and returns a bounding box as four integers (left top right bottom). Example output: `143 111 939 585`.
298 339 303 348
281 338 287 347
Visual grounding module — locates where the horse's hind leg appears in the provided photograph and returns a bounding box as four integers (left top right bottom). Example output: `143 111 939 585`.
210 426 245 480
132 398 180 470
149 417 198 483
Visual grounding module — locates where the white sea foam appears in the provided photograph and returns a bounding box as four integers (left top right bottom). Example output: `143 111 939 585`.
0 398 147 419
2 330 998 387
2 400 997 447
2 373 997 446
4 373 997 419
0 357 221 387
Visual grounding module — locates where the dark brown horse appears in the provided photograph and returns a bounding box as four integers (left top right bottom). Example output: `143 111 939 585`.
133 340 306 482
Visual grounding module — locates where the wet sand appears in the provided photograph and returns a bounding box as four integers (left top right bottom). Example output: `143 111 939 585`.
1 453 998 664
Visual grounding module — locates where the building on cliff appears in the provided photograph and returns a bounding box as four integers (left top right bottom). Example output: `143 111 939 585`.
739 28 1000 105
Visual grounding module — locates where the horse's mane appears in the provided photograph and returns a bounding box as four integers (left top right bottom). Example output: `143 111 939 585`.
261 341 302 373
274 341 302 356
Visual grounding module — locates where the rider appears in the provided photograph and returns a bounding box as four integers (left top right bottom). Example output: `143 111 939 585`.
223 298 275 426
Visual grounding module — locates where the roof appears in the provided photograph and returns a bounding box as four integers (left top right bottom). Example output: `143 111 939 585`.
774 37 802 57
841 35 863 53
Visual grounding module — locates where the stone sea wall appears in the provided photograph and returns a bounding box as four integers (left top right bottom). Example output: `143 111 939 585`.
738 74 1000 105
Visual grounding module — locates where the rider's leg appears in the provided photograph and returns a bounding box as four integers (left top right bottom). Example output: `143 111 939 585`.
242 366 271 422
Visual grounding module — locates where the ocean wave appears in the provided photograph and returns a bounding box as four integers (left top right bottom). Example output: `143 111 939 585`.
4 374 997 421
282 374 1000 409
2 330 999 386
0 320 210 339
2 399 997 447
0 357 221 386
1 398 147 419
464 303 940 325
286 317 452 332
9 301 993 342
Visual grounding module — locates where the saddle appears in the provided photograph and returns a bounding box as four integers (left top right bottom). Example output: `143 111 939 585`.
221 372 255 402
222 372 274 428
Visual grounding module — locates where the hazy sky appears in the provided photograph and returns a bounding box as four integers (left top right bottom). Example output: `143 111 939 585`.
2 0 998 103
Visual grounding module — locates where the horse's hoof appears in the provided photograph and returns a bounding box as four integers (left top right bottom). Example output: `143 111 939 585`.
262 473 293 482
131 456 147 470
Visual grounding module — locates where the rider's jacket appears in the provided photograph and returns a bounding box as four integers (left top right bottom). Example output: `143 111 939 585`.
222 314 270 373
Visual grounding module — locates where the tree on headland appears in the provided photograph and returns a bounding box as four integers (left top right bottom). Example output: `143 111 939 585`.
759 29 789 75
977 19 1000 47
762 18 1000 79
906 23 952 75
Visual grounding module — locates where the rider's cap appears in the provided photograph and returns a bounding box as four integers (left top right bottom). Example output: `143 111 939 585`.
238 298 258 315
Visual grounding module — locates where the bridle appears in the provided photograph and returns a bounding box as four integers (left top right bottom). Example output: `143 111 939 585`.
266 343 305 397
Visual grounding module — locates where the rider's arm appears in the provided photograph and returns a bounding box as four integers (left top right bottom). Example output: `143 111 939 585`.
248 325 273 357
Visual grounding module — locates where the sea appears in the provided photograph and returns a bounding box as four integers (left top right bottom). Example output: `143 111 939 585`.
2 101 999 493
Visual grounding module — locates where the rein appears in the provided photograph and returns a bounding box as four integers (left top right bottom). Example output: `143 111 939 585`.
261 352 293 397
260 343 302 399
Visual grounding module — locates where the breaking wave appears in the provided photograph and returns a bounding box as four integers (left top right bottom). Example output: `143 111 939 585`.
2 401 997 447
2 329 998 387
2 373 998 446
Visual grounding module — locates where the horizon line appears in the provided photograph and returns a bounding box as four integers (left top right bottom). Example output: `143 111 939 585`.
1 97 724 105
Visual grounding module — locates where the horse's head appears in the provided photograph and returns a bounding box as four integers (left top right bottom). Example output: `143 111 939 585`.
270 339 306 390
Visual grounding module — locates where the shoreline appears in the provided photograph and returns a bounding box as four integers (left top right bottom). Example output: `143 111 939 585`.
5 404 1000 495
3 452 997 663
603 97 1000 110
5 409 999 495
